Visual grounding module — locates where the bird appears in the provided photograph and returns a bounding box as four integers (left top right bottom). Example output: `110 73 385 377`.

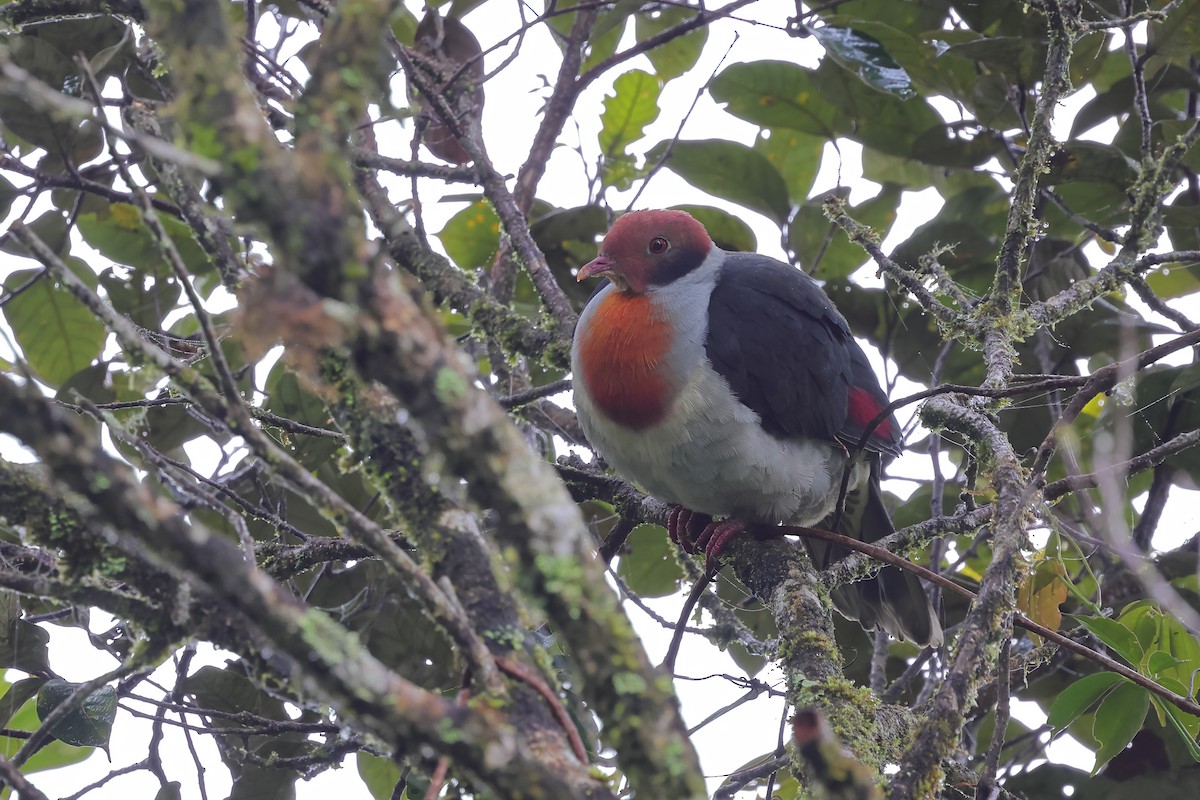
571 209 942 647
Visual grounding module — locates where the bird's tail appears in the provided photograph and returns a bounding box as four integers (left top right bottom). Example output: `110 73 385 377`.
809 458 943 648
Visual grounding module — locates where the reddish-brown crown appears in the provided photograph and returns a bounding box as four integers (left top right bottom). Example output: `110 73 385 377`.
578 210 714 293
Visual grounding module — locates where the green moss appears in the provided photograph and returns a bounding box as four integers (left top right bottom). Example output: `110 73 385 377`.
483 625 525 650
434 368 468 403
533 553 584 615
436 714 465 744
612 671 647 695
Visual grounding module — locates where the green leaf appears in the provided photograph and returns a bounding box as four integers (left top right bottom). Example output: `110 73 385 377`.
634 7 708 80
357 752 404 800
437 199 501 268
671 205 756 252
0 174 18 221
808 60 943 157
1145 262 1200 301
263 367 341 466
22 16 129 66
98 266 183 330
789 186 901 279
1068 614 1144 665
943 33 1048 85
2 266 107 387
616 524 683 598
0 37 80 151
1092 680 1149 774
1047 672 1125 730
546 0 631 72
1147 650 1188 678
0 678 48 730
36 679 117 749
754 129 825 203
600 69 661 158
78 203 210 273
811 25 916 98
229 766 298 800
1148 0 1200 64
0 691 93 774
815 0 950 36
647 139 790 224
820 15 975 99
1 212 70 257
1150 695 1200 763
710 61 849 137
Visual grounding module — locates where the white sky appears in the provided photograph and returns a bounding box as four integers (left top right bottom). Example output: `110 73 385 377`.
1 1 1195 797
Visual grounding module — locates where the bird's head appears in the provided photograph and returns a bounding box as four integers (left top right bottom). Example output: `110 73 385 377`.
576 210 714 294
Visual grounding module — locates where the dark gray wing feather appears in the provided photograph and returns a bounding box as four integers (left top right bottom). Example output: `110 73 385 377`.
704 252 901 456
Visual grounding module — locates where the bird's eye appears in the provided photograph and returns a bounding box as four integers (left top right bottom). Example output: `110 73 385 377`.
648 237 670 255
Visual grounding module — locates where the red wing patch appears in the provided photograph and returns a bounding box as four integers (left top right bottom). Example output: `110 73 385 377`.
846 386 893 440
578 292 674 430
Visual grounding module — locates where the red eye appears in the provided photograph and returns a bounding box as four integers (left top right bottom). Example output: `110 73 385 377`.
648 237 670 255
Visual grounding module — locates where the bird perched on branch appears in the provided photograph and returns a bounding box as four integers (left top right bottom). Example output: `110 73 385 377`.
571 209 941 647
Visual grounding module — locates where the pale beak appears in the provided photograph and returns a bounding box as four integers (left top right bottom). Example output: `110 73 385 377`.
576 255 615 282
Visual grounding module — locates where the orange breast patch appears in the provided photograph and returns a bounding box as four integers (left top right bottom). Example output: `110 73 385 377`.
579 292 674 430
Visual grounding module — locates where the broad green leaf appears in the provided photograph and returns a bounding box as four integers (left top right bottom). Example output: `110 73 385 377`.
0 678 48 729
1147 0 1200 64
816 0 950 35
647 139 790 224
1068 614 1144 665
789 186 901 279
671 205 756 252
1092 680 1149 773
1150 695 1200 763
0 175 18 221
634 7 708 80
263 364 340 462
78 203 210 273
437 199 500 268
2 266 106 387
1119 602 1200 694
0 694 93 774
0 37 79 151
942 33 1048 86
21 16 129 66
35 679 117 750
808 60 943 157
811 25 916 98
391 5 420 44
98 266 182 330
820 15 974 99
229 766 298 800
600 69 661 158
616 524 683 598
754 129 824 203
357 752 405 800
1047 672 1124 730
1 212 70 257
1147 650 1188 678
710 61 849 137
1145 262 1200 301
546 0 632 72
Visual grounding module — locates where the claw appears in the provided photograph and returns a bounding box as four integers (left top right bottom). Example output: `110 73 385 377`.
665 506 711 554
666 505 684 547
695 520 749 572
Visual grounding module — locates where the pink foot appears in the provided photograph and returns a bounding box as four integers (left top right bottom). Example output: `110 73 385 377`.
665 505 711 555
694 519 750 572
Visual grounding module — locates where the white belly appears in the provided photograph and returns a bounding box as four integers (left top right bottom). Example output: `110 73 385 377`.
576 363 853 525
